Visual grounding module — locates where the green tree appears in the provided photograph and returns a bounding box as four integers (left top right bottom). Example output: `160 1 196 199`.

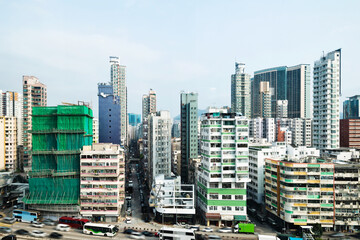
313 223 323 237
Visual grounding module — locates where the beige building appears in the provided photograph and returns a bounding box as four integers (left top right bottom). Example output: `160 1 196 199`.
0 116 17 171
22 76 47 171
171 138 181 176
80 143 125 222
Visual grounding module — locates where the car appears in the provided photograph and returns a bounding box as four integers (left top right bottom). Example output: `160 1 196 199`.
141 231 154 236
49 232 63 239
130 232 145 239
14 229 29 235
1 235 17 240
0 227 11 233
218 227 232 233
208 235 222 239
30 230 46 238
203 227 213 232
43 219 56 226
55 224 70 232
190 226 200 231
125 218 132 224
2 217 15 224
123 229 136 234
31 221 44 228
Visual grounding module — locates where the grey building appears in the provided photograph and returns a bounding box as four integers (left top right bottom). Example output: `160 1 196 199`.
180 92 198 183
231 62 251 117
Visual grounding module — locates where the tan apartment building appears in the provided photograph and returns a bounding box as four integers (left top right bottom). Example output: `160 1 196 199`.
0 116 17 171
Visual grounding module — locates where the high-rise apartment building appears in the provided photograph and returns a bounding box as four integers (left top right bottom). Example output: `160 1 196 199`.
276 100 288 118
80 143 125 222
110 56 127 145
22 76 47 171
142 89 156 122
98 83 121 145
0 116 18 171
252 65 310 119
197 108 250 226
259 82 271 118
180 92 198 183
148 111 172 187
231 62 251 117
343 95 360 119
313 49 341 150
92 118 99 144
24 105 93 218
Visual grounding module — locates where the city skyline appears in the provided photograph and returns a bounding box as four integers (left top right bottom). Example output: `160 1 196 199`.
1 1 360 117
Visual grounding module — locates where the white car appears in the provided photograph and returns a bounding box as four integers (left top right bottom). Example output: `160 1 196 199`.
56 224 70 232
203 227 214 232
130 232 145 239
2 217 15 224
125 218 132 224
31 230 46 238
218 227 232 233
32 221 44 228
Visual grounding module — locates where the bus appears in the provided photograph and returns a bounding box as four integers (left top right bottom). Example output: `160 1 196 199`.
159 227 195 240
83 223 119 237
58 217 89 229
13 209 39 223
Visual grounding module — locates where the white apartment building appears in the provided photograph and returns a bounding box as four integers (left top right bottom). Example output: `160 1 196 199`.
149 111 172 187
92 118 99 144
0 116 17 171
313 49 341 150
248 143 319 206
80 143 125 222
197 108 250 226
149 174 195 224
277 100 288 118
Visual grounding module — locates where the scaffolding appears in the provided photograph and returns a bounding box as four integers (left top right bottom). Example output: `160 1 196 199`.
23 105 93 206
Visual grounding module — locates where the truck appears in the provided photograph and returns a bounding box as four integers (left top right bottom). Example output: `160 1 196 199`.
234 223 255 233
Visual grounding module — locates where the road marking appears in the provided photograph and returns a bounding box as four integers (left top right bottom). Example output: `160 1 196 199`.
0 222 16 227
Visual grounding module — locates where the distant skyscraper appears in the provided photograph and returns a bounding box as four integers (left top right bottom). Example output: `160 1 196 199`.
343 95 360 119
22 76 47 171
287 64 311 118
231 62 251 117
313 49 341 150
110 56 127 145
98 83 121 145
180 92 198 183
128 113 141 126
142 89 156 122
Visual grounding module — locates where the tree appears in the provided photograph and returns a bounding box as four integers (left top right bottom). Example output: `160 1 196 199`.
313 223 323 237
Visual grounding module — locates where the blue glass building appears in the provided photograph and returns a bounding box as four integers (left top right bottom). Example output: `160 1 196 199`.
98 83 121 145
343 95 360 119
128 113 141 126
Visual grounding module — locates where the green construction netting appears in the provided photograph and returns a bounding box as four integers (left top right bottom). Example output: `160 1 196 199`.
32 115 57 131
24 177 80 205
57 154 80 172
32 155 56 171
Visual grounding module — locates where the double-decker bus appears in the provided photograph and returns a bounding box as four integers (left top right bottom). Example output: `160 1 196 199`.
58 216 89 229
83 223 119 237
159 227 195 240
13 209 39 223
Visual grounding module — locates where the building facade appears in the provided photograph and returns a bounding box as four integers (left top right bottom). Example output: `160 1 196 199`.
276 100 288 118
343 95 360 119
0 117 17 171
180 92 198 183
313 49 341 150
340 119 360 149
197 108 250 226
22 76 47 171
231 62 251 117
92 118 99 144
80 143 125 222
171 138 181 176
98 83 121 145
149 111 172 187
24 105 93 219
128 113 141 127
142 89 156 122
110 56 127 145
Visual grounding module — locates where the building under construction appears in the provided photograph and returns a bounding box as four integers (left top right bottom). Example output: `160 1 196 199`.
23 105 93 219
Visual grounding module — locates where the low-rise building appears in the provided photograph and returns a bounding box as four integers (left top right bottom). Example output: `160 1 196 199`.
149 174 195 224
340 119 360 149
80 143 125 222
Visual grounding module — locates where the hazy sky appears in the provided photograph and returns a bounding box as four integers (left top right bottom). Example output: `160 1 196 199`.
1 0 359 118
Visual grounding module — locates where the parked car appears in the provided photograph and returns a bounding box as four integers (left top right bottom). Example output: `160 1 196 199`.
49 232 63 239
30 230 46 238
130 232 145 239
0 227 11 233
55 224 70 232
14 229 29 235
218 227 232 233
31 221 44 228
1 235 16 240
2 217 15 224
141 231 154 237
43 219 56 226
203 227 213 232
